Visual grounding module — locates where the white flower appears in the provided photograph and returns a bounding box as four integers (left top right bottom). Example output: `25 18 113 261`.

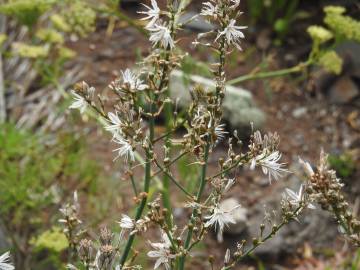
251 151 288 183
148 24 174 49
118 214 135 230
112 134 135 162
73 190 80 212
224 249 231 264
122 69 148 91
285 185 315 209
139 0 160 29
69 90 87 114
0 252 14 270
224 178 235 192
299 157 314 177
105 111 123 133
215 124 228 142
215 19 247 50
204 205 238 235
230 0 241 9
200 1 217 17
147 232 175 270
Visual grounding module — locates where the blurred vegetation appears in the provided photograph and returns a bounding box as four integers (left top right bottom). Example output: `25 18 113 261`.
229 5 360 85
0 0 96 86
0 123 100 269
328 153 356 179
246 0 301 42
310 5 360 74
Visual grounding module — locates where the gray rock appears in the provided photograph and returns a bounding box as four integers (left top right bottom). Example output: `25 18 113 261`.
169 70 266 134
245 175 339 260
328 76 359 104
252 207 337 260
336 41 360 69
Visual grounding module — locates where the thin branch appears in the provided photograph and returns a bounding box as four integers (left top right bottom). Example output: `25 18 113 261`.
178 141 211 270
221 205 304 270
0 15 6 123
152 150 190 178
227 61 312 85
153 157 193 198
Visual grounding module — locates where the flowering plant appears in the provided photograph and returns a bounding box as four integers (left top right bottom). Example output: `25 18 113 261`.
63 1 359 270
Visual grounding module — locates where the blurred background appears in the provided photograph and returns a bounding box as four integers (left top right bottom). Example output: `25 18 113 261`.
0 0 359 269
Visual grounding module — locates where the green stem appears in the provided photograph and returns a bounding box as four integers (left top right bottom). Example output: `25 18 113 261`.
129 162 138 196
178 142 210 270
130 177 138 196
162 98 173 227
159 10 177 228
227 61 311 85
119 107 155 267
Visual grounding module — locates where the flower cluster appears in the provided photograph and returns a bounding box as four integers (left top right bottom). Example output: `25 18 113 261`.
302 151 360 246
0 252 14 270
138 0 176 49
67 227 120 270
59 191 83 251
248 130 288 183
199 0 247 51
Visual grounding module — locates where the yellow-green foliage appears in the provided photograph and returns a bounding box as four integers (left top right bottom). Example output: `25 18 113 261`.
31 227 68 253
12 42 48 58
324 6 360 42
306 5 360 75
318 51 343 75
58 47 76 59
50 14 71 32
63 1 96 37
0 34 7 47
0 0 55 26
307 25 333 44
36 28 64 44
0 123 101 268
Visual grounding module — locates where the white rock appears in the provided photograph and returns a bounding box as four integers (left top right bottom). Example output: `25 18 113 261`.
292 107 307 119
